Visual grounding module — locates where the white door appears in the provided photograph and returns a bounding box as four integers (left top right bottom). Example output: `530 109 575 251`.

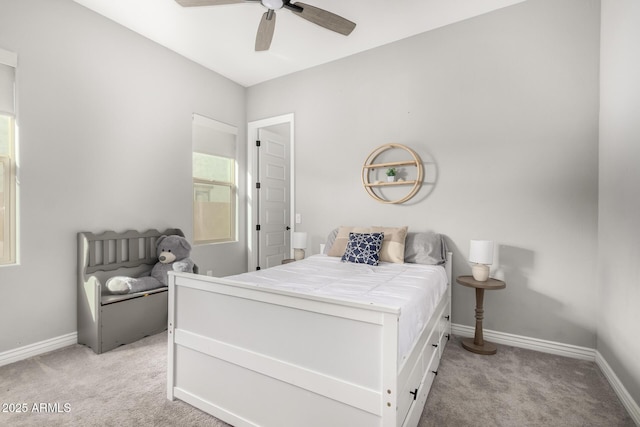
257 128 290 269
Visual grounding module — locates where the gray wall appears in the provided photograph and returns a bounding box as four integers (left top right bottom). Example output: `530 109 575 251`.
598 0 640 406
247 0 601 348
0 0 246 353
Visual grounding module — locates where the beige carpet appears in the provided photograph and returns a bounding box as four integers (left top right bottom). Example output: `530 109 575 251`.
0 333 226 427
0 332 634 426
421 335 635 427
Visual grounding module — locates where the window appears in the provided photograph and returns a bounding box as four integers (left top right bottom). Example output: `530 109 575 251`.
192 115 238 244
0 48 16 265
193 153 236 243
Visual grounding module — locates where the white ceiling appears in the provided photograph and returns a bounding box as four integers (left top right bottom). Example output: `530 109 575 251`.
72 0 524 87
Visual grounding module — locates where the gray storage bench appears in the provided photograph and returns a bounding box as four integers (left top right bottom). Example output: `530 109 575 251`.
77 228 191 354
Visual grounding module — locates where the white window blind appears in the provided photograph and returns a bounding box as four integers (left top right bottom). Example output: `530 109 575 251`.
0 48 17 116
192 114 237 158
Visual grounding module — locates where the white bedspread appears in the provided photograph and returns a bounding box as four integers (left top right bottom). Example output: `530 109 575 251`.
227 255 449 364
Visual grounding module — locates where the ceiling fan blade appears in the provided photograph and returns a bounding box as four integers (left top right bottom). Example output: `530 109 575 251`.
175 0 246 7
255 10 276 51
286 2 355 36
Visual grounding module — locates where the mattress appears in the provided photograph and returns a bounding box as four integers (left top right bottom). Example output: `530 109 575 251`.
227 254 449 365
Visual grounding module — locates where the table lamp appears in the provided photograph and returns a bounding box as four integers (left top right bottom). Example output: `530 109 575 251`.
469 240 494 282
293 232 307 260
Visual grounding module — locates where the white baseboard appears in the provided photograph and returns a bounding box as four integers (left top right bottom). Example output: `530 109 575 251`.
0 332 77 367
451 323 596 360
596 351 640 426
452 323 640 426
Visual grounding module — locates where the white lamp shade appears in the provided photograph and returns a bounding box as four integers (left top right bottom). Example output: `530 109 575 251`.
292 232 307 249
469 240 494 265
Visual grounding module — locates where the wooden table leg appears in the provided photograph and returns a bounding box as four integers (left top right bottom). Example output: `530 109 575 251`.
462 287 498 355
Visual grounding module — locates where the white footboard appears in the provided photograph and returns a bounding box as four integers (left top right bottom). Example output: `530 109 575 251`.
167 254 451 427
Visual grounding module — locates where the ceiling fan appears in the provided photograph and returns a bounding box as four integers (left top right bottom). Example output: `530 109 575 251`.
175 0 356 51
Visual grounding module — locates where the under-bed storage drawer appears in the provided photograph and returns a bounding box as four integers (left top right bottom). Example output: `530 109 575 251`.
421 347 441 402
398 350 423 426
398 326 440 426
397 293 450 426
420 329 441 401
437 300 451 358
100 291 168 352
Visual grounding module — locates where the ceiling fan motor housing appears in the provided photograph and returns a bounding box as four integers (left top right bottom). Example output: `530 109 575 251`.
261 0 283 10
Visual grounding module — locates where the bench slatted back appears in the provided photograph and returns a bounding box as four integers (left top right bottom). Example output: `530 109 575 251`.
79 229 184 275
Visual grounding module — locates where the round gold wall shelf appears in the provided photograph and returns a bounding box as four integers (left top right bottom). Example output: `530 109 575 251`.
361 143 424 204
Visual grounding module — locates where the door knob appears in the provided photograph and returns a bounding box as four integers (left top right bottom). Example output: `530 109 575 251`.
286 226 291 230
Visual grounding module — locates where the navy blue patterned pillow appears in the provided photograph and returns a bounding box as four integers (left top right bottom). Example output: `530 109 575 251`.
341 232 385 266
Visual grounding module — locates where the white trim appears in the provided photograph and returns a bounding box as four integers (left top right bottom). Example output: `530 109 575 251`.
596 351 640 426
193 113 238 136
246 113 295 271
0 332 77 367
0 47 17 68
451 323 596 361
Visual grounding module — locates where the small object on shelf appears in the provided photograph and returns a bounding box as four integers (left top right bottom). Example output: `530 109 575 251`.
386 167 397 182
456 275 506 355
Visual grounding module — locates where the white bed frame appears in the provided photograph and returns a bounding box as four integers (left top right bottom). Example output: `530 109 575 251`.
167 253 452 427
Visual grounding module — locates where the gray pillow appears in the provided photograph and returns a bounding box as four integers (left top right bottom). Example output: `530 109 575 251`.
323 228 339 254
404 232 447 265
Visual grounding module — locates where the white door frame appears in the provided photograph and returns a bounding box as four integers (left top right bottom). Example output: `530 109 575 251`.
247 113 295 271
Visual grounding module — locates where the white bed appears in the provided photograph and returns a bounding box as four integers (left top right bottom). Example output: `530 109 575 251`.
167 246 452 427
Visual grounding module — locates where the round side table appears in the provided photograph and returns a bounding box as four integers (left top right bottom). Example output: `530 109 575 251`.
456 275 506 355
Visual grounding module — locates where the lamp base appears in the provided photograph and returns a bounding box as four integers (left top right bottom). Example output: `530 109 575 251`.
294 248 305 261
471 264 490 282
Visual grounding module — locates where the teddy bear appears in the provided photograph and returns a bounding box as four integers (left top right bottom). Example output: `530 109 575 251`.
106 234 195 294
